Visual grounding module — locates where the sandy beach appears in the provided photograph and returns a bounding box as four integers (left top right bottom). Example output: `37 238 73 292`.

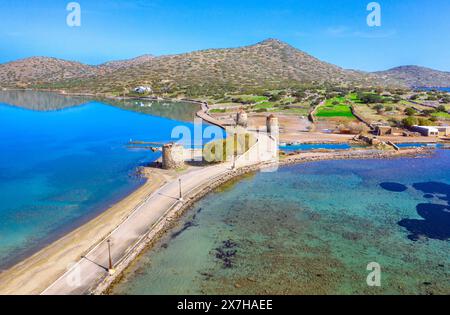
0 168 176 295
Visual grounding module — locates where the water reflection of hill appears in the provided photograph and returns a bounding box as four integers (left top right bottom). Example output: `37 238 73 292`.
101 98 199 122
0 90 90 110
0 91 200 122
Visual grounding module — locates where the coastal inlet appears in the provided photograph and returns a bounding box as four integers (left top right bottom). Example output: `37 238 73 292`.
0 95 203 270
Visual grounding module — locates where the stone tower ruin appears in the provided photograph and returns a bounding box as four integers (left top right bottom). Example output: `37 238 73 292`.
162 142 185 170
266 114 279 136
236 109 248 128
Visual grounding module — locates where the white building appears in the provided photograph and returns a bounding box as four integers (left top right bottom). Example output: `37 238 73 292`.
134 86 152 94
436 126 450 136
412 125 440 137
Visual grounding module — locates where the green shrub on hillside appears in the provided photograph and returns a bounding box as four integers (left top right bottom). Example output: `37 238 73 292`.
405 107 417 116
402 116 418 127
437 105 447 112
357 92 383 104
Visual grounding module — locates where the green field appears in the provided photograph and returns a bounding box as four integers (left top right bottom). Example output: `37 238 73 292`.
347 93 361 103
315 97 355 118
229 95 269 103
432 111 450 118
209 108 227 113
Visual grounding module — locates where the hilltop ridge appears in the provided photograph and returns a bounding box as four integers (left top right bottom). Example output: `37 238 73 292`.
0 39 449 95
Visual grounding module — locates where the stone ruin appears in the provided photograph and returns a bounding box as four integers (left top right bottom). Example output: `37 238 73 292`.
236 109 248 128
162 142 185 170
266 114 279 135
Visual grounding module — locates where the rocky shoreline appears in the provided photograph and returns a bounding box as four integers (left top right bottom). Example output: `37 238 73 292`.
97 146 434 295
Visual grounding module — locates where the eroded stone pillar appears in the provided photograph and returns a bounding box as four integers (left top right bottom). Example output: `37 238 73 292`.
236 109 248 128
266 114 279 135
162 143 185 169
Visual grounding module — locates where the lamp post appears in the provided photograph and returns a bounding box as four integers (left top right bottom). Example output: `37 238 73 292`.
232 122 238 170
179 178 183 201
107 239 115 275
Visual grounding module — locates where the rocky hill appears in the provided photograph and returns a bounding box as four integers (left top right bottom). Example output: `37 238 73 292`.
374 65 450 88
0 57 97 88
98 54 154 72
85 39 380 93
0 39 448 95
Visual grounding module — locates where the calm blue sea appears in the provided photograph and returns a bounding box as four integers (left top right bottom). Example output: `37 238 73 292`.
113 150 450 295
0 100 213 269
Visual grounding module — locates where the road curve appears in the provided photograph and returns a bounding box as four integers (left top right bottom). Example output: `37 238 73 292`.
42 131 276 295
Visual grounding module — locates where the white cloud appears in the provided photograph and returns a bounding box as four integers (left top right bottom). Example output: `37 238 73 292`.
326 26 396 38
326 26 350 37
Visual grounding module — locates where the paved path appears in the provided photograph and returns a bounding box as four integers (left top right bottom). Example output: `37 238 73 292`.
42 133 276 295
41 163 230 295
196 103 226 128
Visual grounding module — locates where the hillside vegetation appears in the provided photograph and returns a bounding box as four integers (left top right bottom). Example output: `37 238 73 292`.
1 39 450 97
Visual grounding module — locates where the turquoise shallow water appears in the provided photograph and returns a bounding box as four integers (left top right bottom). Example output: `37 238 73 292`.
280 143 353 151
280 143 443 152
113 151 450 295
0 97 212 269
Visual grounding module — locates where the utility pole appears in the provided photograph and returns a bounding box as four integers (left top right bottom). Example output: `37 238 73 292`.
179 178 183 201
232 151 236 170
107 239 115 275
233 132 238 170
232 122 237 170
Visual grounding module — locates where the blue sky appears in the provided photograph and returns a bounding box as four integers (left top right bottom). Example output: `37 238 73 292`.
0 0 449 71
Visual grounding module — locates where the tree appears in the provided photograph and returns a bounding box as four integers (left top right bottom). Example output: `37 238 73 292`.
405 107 417 116
437 105 447 112
388 118 401 127
357 92 383 104
423 109 435 116
373 104 384 114
418 118 434 126
269 93 282 102
292 91 306 99
402 116 418 127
